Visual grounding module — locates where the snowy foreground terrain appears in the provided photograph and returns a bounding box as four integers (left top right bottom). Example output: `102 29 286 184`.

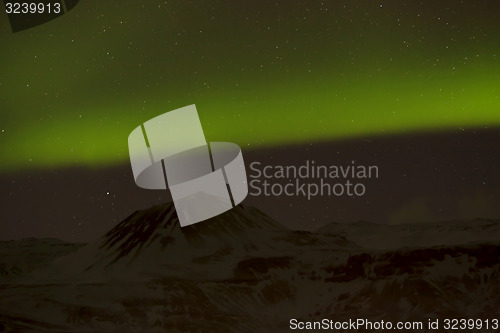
1 204 499 332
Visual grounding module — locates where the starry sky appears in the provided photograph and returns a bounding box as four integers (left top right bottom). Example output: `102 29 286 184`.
1 0 499 241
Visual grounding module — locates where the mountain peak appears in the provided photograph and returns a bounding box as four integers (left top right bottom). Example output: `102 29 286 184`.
63 203 289 276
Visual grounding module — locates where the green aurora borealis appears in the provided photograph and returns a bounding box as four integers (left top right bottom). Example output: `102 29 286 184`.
1 0 499 172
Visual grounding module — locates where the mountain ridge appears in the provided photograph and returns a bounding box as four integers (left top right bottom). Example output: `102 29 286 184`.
1 204 500 332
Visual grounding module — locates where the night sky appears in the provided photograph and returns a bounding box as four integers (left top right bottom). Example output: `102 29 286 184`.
1 0 499 241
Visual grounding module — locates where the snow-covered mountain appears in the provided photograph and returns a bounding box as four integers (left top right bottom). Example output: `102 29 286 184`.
0 204 499 332
0 238 83 283
318 218 500 249
45 203 353 280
